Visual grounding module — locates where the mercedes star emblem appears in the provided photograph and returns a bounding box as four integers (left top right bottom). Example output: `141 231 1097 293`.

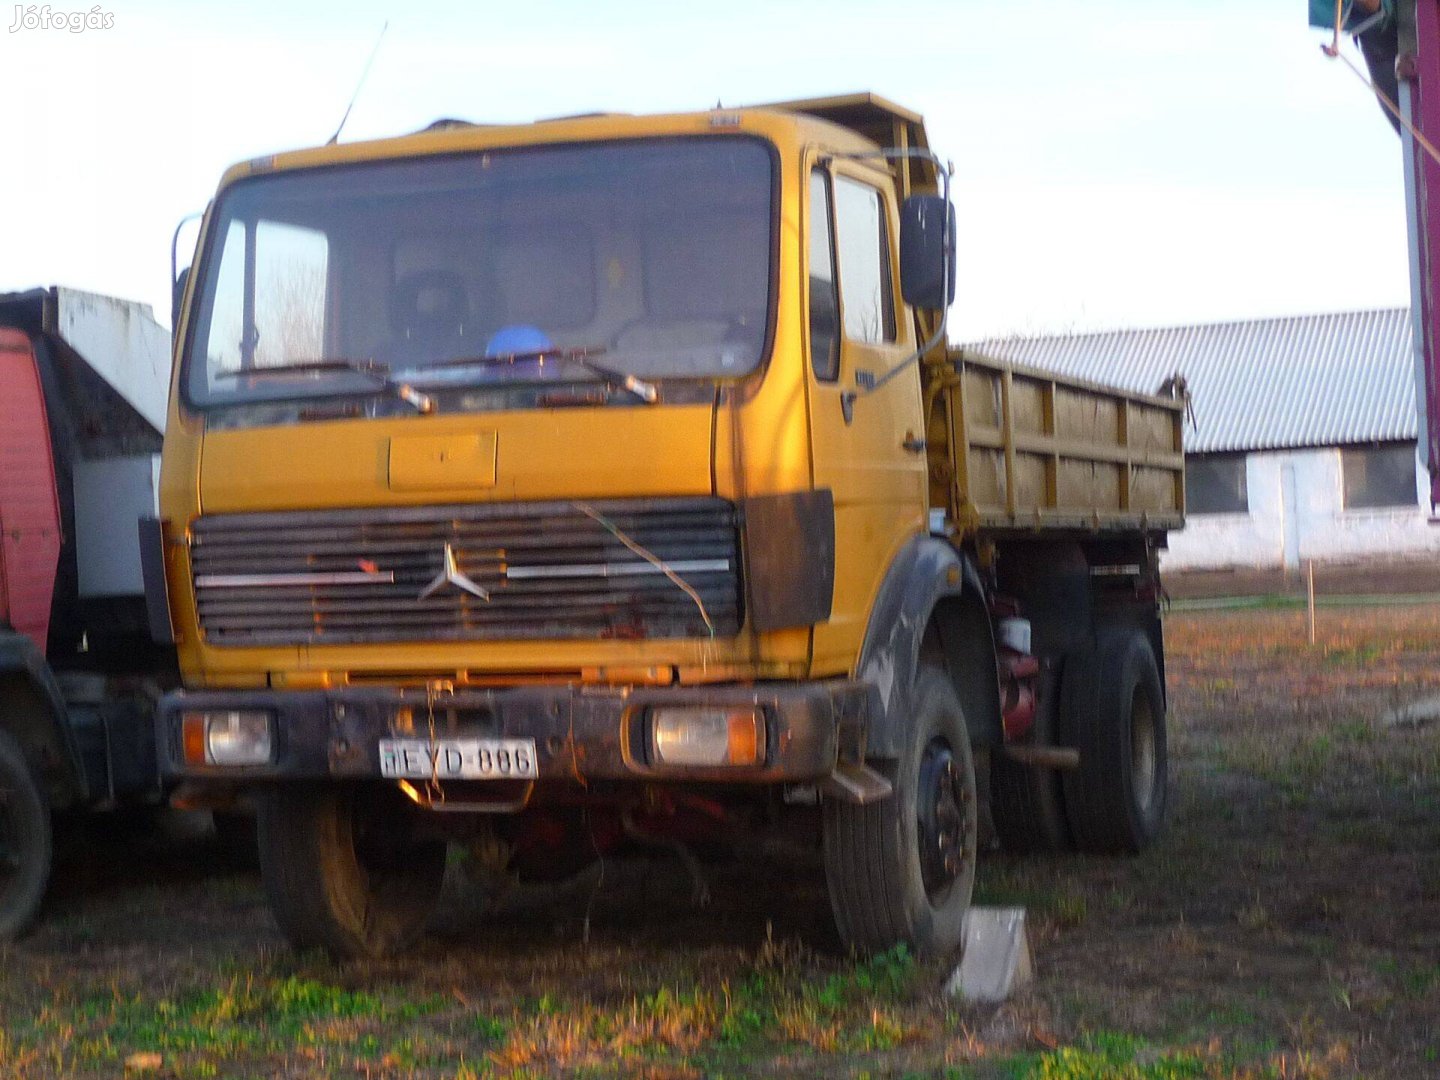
417 542 490 601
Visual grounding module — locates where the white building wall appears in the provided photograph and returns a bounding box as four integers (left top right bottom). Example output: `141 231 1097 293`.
1163 447 1440 571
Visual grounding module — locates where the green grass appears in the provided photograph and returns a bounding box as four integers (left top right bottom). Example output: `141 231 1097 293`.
0 945 931 1076
0 919 1376 1078
1002 1031 1281 1080
3 974 453 1075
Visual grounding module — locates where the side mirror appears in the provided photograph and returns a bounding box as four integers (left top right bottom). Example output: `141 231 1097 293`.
170 209 204 329
899 195 956 311
172 265 190 329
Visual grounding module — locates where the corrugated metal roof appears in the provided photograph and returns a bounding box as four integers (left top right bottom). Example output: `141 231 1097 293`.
964 308 1415 454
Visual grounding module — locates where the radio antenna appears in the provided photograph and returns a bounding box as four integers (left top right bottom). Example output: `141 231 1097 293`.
328 21 389 145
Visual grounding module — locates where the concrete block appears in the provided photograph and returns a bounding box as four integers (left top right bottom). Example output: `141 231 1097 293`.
945 906 1032 1003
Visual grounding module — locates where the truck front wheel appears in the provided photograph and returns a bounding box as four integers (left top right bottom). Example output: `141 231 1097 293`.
257 783 445 959
0 728 51 938
1059 627 1168 854
823 665 977 957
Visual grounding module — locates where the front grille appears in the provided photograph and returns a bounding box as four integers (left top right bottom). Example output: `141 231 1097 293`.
190 497 742 647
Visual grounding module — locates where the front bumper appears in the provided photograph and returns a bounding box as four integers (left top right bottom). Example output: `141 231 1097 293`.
157 680 874 788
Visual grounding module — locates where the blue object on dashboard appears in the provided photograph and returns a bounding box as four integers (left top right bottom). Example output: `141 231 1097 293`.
485 325 553 358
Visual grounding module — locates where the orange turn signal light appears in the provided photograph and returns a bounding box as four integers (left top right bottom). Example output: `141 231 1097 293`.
182 714 207 766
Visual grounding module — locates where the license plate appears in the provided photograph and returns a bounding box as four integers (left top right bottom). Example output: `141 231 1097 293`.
378 738 538 780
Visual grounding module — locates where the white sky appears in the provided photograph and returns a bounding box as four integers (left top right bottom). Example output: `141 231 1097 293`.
0 0 1411 340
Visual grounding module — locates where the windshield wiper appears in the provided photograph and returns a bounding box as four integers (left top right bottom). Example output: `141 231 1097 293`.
218 359 434 413
414 346 659 404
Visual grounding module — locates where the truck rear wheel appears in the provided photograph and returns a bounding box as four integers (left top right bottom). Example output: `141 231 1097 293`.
1059 628 1167 854
823 665 977 956
257 783 445 959
0 728 51 938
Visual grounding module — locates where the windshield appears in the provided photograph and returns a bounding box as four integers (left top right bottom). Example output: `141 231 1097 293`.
183 136 775 410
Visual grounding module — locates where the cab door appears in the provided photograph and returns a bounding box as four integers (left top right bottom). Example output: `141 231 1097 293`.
804 157 929 675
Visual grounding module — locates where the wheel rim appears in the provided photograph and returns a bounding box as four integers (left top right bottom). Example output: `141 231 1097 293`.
916 738 970 902
1130 688 1158 816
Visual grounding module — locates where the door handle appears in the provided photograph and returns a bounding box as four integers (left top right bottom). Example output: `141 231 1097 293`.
901 433 927 454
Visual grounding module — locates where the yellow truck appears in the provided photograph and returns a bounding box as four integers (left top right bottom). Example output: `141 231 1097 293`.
149 93 1185 959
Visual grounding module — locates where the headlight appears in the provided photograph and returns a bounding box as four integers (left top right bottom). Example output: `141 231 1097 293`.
181 710 273 767
649 706 766 768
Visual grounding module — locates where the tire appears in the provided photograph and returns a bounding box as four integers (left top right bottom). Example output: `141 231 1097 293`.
1058 627 1168 854
990 661 1073 854
257 783 446 959
0 728 52 939
823 665 978 957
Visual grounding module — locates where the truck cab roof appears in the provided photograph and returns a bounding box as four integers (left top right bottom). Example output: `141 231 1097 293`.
219 92 939 194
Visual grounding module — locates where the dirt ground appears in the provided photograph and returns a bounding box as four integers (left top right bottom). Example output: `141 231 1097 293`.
2 604 1438 1078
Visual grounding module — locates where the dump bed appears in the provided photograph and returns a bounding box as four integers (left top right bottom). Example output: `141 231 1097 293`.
927 347 1185 535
